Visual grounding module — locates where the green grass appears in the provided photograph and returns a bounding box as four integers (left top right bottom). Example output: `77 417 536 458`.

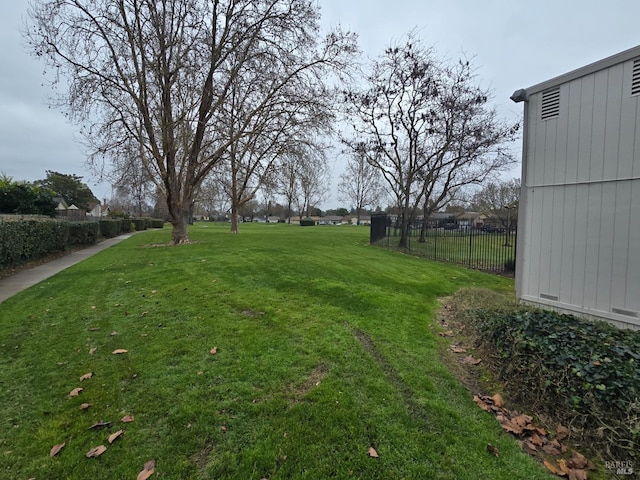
0 223 551 479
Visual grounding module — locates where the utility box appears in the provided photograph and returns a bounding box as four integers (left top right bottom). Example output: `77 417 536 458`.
512 46 640 329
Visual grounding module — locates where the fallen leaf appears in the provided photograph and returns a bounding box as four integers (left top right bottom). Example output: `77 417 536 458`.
210 347 218 355
121 415 134 423
461 355 482 365
221 425 227 432
108 430 123 444
89 347 97 355
89 327 100 331
567 451 588 470
112 349 128 354
492 394 505 407
486 443 499 457
137 460 155 480
556 424 570 441
439 330 454 337
529 432 544 446
50 442 65 457
151 290 157 294
568 469 589 480
473 395 492 412
558 459 571 476
498 418 523 435
542 443 561 455
140 311 148 317
367 447 379 458
88 420 112 430
450 345 466 353
80 403 92 411
85 445 107 458
543 459 560 475
69 387 83 397
79 372 93 381
91 306 96 310
110 331 118 336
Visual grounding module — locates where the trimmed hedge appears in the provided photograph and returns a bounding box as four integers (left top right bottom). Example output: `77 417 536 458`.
300 217 316 226
99 219 121 238
0 219 68 271
150 218 165 228
132 218 148 231
68 222 100 247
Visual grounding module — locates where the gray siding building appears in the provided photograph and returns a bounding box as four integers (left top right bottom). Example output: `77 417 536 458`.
512 46 640 329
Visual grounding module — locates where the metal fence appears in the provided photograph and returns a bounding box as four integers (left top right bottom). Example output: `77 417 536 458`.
371 214 516 274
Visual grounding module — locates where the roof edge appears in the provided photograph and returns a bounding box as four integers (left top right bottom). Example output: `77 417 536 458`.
526 44 640 95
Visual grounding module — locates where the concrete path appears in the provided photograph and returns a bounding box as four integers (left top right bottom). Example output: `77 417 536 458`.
0 233 137 304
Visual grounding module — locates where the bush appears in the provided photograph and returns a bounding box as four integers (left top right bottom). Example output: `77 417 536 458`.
119 218 132 233
474 309 640 461
68 222 100 247
0 219 69 270
132 218 148 231
99 219 121 238
300 217 316 226
150 218 164 229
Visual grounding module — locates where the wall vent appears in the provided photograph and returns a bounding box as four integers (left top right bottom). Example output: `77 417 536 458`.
540 88 560 120
632 58 640 96
611 307 639 318
540 293 559 301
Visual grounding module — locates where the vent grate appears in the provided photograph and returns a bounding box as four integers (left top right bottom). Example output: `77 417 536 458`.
540 88 560 120
632 58 640 96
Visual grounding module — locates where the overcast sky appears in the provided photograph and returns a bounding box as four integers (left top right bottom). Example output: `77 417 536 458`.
2 1 640 207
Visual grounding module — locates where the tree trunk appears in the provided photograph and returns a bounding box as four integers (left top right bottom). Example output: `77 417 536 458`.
230 203 240 234
170 213 190 244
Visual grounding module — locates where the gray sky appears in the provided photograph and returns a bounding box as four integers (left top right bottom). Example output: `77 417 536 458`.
2 1 640 206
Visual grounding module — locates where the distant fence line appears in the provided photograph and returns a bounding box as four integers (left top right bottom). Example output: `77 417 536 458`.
370 214 516 275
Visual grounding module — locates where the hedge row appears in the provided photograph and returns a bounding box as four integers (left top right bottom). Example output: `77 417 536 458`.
1 218 165 271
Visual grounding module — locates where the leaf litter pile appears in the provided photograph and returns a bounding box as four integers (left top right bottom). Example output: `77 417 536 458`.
437 290 602 479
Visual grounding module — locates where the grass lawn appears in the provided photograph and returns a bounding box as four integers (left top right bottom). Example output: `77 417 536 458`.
0 223 552 479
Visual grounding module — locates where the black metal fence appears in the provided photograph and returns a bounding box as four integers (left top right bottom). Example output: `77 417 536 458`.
370 214 516 274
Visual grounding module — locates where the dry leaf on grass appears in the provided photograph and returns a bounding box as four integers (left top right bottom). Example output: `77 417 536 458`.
461 355 482 365
80 403 92 411
492 394 504 407
367 447 379 458
108 430 124 444
50 442 65 457
89 347 97 355
486 444 499 457
121 415 135 423
85 445 107 458
543 459 559 475
88 420 112 430
79 372 93 381
449 345 466 353
137 460 155 480
210 347 218 355
69 387 83 397
439 330 454 337
112 349 128 354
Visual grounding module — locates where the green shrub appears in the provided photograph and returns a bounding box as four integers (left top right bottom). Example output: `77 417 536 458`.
132 218 148 231
68 222 99 247
300 217 316 226
474 309 640 460
119 218 132 233
0 219 69 270
150 218 164 228
99 219 120 238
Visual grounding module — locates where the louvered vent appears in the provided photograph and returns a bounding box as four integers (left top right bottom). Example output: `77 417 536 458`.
540 88 560 120
632 58 640 96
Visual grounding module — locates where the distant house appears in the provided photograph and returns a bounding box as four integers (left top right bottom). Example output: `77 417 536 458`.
511 45 640 329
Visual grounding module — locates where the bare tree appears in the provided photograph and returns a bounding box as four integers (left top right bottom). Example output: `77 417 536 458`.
471 178 520 232
26 0 356 243
343 33 518 247
296 143 330 218
338 151 382 225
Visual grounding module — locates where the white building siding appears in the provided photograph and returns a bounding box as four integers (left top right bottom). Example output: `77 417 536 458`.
518 47 640 328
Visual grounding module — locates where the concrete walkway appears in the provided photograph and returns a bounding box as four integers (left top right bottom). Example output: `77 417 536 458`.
0 233 137 304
